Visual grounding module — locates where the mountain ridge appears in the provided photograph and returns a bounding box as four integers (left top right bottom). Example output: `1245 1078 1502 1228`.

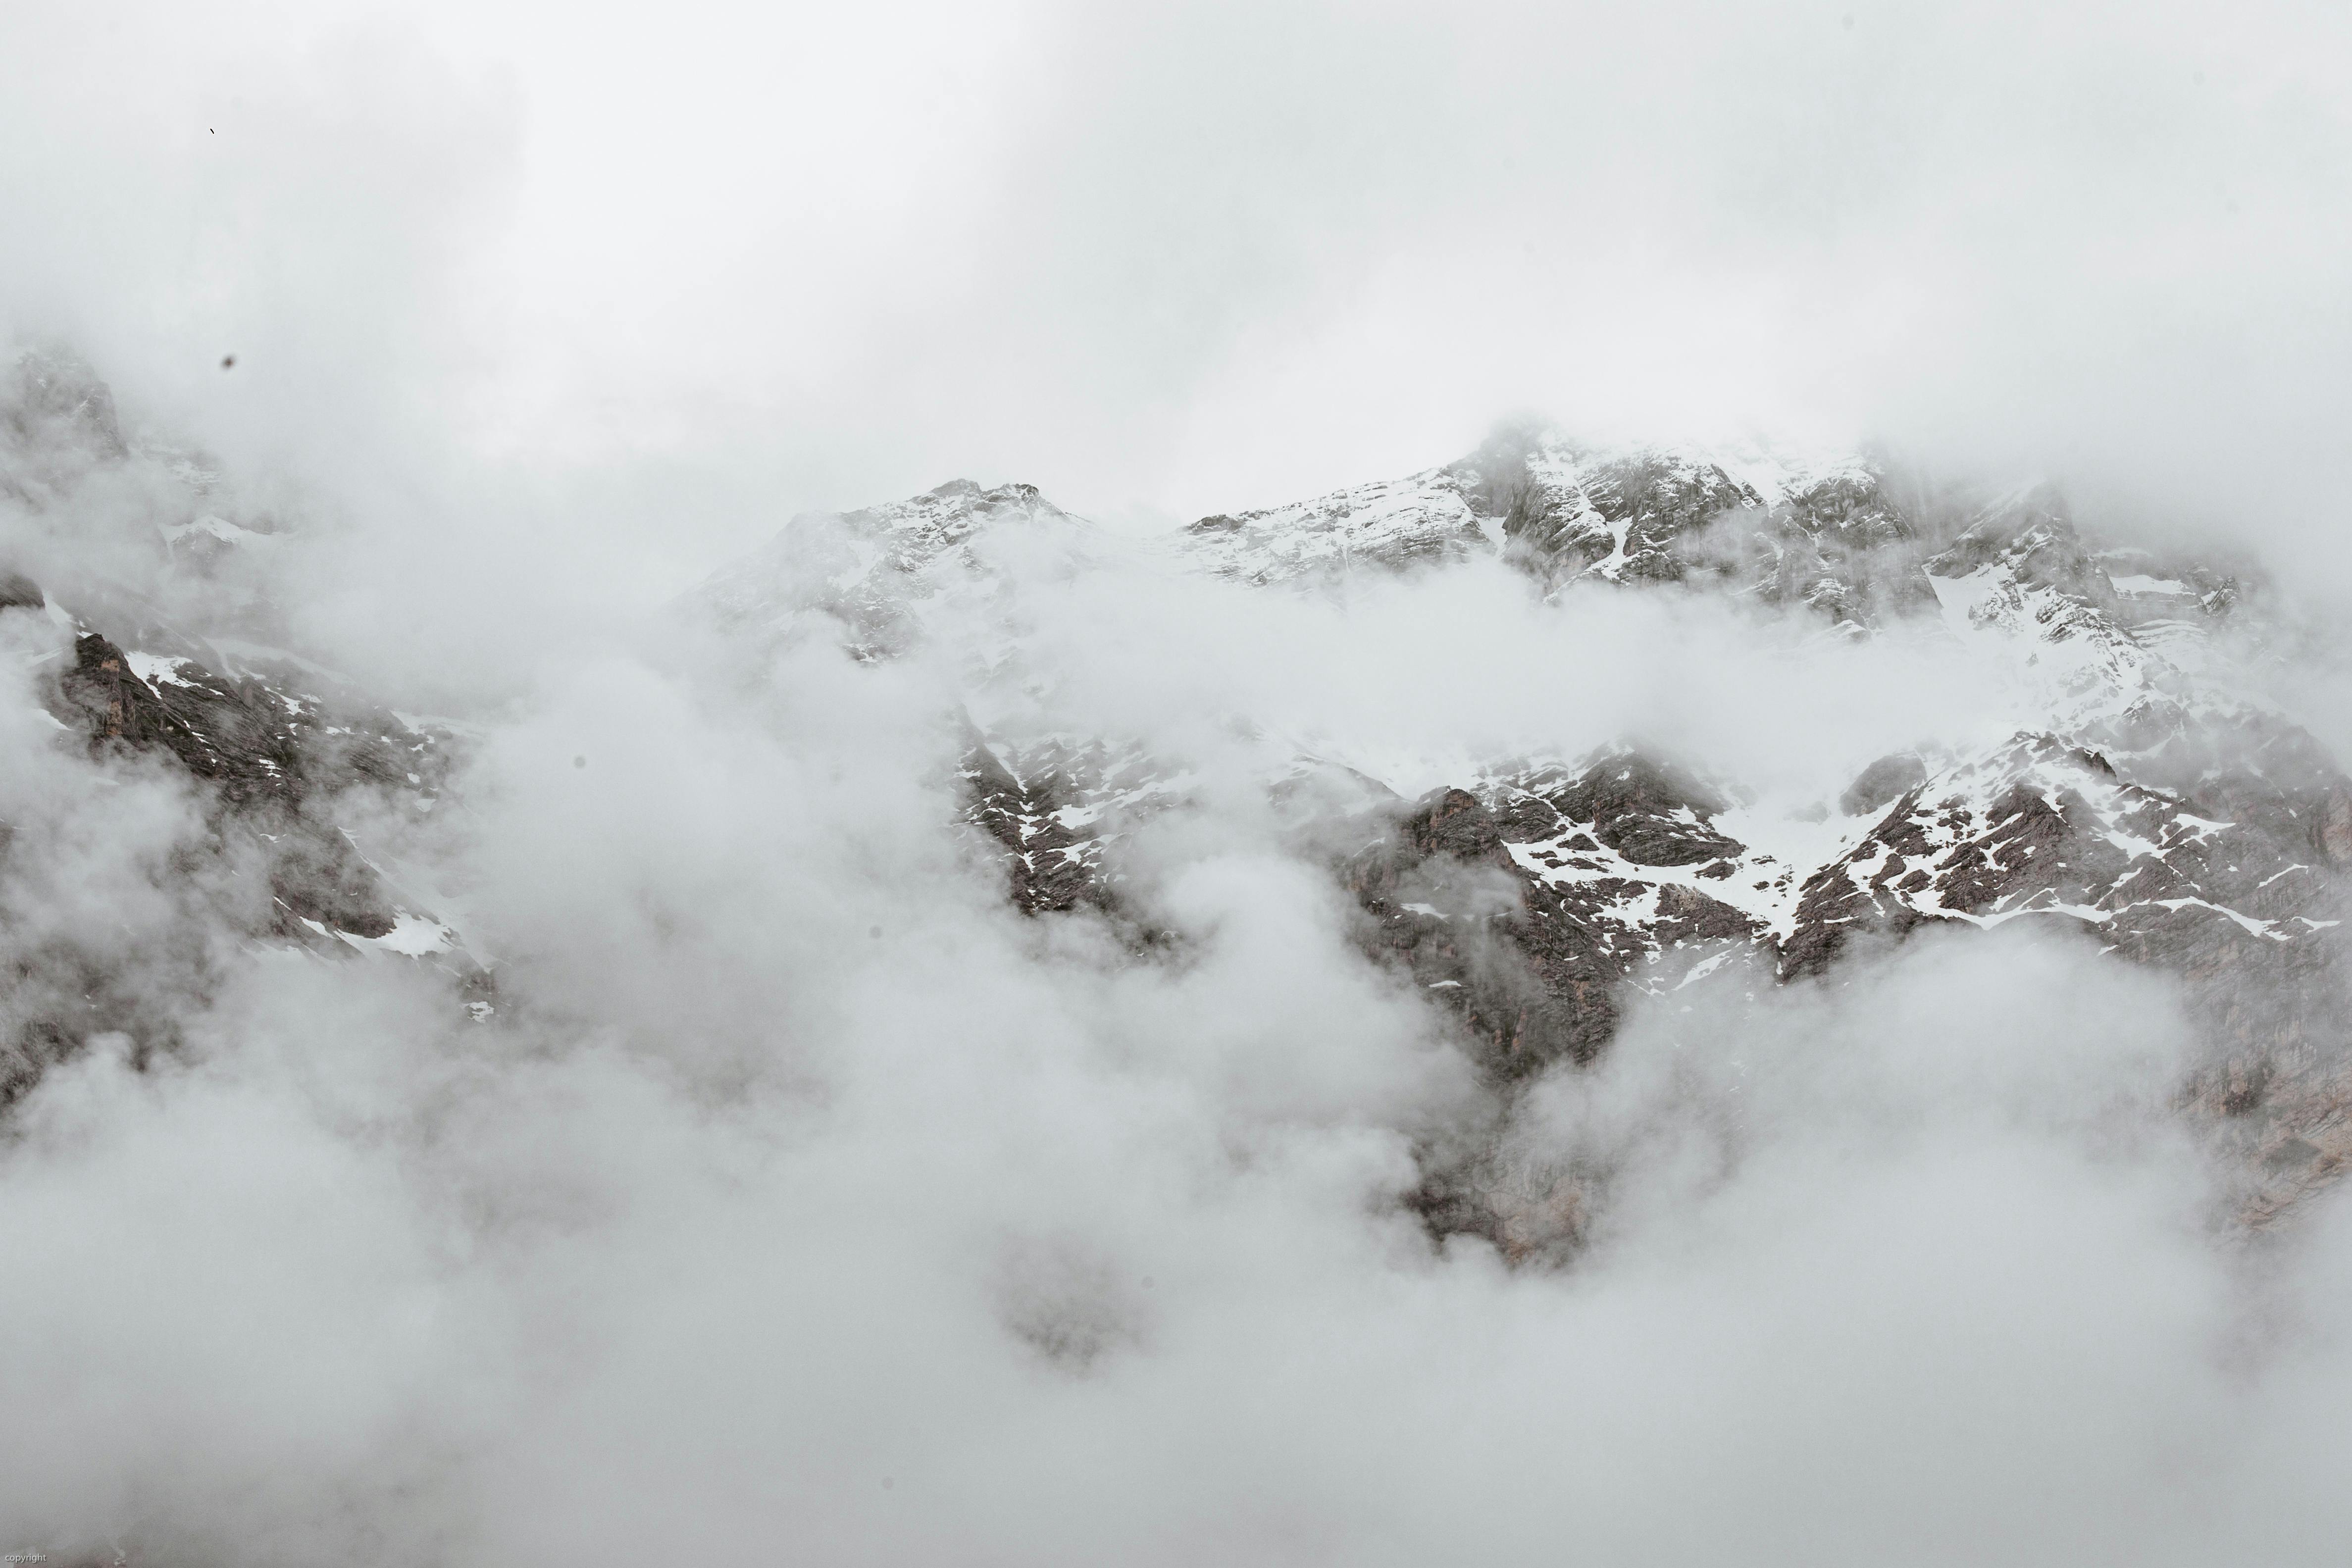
714 427 2350 1246
4 351 2343 1254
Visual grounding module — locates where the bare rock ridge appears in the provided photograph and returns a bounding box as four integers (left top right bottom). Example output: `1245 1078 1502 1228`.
1183 422 1944 627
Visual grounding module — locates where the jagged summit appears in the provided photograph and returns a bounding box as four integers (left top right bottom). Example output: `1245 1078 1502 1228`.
828 477 1073 548
1177 422 1929 620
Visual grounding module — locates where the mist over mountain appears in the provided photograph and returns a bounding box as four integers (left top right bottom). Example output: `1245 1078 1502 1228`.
2 339 2352 1564
6 0 2352 1561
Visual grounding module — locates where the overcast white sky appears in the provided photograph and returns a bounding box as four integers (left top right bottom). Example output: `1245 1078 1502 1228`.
3 0 2349 590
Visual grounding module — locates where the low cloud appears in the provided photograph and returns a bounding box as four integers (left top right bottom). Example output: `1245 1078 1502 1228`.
3 0 2352 1561
0 476 2343 1560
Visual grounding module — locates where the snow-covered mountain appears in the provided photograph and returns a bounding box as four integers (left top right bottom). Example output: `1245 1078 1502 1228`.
676 423 2352 1246
7 349 2347 1255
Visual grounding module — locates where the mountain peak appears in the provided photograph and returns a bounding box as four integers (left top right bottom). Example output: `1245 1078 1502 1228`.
1176 423 1916 616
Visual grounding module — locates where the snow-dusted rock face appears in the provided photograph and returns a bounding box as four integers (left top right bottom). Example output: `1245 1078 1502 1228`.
1345 757 1771 1078
1180 424 1939 628
1181 469 1497 585
0 593 486 1095
0 354 487 1101
1784 734 2348 974
961 735 1180 917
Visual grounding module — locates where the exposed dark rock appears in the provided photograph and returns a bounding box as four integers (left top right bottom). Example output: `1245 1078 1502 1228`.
0 574 484 1107
1402 787 1511 867
1841 752 1928 817
57 630 304 806
1342 786 1595 1078
959 732 1185 925
1538 754 1743 867
2321 786 2352 867
0 572 44 612
963 741 1104 915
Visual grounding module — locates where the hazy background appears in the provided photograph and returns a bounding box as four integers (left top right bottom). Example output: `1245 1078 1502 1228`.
4 4 2352 1565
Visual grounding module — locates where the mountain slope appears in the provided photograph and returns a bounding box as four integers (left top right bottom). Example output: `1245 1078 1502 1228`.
685 423 2351 1241
0 353 488 1103
8 351 2343 1250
